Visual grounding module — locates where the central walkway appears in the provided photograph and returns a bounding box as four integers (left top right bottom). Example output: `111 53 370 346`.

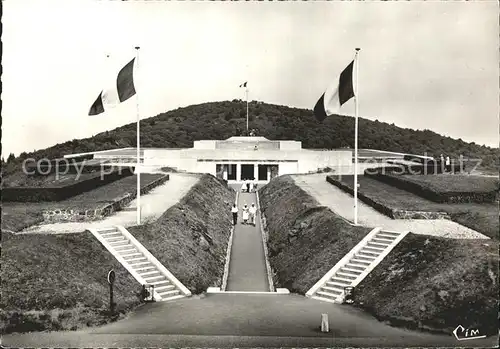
226 184 270 291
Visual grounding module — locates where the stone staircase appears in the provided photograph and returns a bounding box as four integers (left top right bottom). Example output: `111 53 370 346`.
88 225 191 301
306 227 409 303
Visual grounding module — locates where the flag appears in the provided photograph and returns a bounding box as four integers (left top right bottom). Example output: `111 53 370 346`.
314 60 355 122
89 58 136 116
239 81 247 88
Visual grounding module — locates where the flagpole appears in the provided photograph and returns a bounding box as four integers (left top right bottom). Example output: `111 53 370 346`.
354 48 360 225
246 85 249 132
135 46 141 225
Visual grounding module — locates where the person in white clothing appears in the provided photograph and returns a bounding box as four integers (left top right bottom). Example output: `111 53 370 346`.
231 203 238 225
242 204 249 224
249 203 257 226
249 181 254 193
241 181 247 193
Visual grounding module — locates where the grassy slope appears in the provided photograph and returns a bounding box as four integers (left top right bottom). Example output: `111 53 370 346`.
330 175 498 239
1 174 234 333
1 174 165 232
1 232 140 333
354 233 498 335
129 175 235 294
258 175 372 292
258 175 499 335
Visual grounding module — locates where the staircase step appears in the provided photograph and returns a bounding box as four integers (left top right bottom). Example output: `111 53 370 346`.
158 289 180 297
155 284 176 292
329 278 351 286
109 240 129 247
311 295 340 304
99 227 119 234
159 294 185 302
335 272 357 280
372 237 394 244
122 252 143 259
116 246 136 253
363 246 385 253
106 236 126 243
344 263 365 271
367 241 389 249
358 250 380 258
317 290 342 299
131 261 152 268
127 257 148 263
340 267 363 275
151 280 172 287
354 254 376 262
139 270 161 277
381 231 401 236
350 258 371 266
325 281 348 290
145 275 167 282
376 233 398 240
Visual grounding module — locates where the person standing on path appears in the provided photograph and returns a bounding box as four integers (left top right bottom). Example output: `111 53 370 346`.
231 203 238 225
249 203 257 226
242 204 249 225
249 180 254 193
246 180 250 193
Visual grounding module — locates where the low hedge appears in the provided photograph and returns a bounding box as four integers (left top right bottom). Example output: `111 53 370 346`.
3 169 133 202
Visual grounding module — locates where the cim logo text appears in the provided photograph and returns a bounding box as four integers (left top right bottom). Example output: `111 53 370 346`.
453 325 486 340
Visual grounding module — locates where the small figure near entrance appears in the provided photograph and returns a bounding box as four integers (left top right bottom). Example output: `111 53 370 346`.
246 180 250 193
231 203 238 225
249 203 257 226
241 180 247 193
249 180 254 193
242 204 249 225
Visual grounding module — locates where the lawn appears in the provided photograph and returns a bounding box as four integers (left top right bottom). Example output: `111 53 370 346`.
3 171 106 188
1 174 166 232
328 175 499 239
391 174 498 194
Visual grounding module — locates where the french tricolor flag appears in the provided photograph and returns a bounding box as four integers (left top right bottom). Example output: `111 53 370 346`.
314 60 355 122
89 58 136 116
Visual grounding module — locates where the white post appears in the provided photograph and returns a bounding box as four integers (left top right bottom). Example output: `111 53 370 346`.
354 48 360 225
135 46 141 225
246 86 249 132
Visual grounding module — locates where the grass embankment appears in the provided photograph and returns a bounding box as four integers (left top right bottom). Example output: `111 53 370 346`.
1 232 140 334
2 174 165 232
1 174 234 333
258 175 498 335
3 171 104 187
329 175 498 239
258 175 372 292
129 175 235 294
354 234 498 335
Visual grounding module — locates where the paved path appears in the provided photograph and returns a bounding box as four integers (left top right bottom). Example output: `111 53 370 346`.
19 173 200 234
226 185 269 291
292 174 489 239
4 294 495 347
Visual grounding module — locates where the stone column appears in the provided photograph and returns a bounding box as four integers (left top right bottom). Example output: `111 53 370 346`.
266 165 271 181
253 164 258 181
236 163 241 181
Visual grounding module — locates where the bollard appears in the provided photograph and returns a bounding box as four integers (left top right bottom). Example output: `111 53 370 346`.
321 313 329 333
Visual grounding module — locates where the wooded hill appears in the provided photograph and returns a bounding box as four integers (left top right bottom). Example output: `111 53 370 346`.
2 100 498 175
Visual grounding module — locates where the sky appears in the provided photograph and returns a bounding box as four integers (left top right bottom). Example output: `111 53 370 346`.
2 0 499 158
